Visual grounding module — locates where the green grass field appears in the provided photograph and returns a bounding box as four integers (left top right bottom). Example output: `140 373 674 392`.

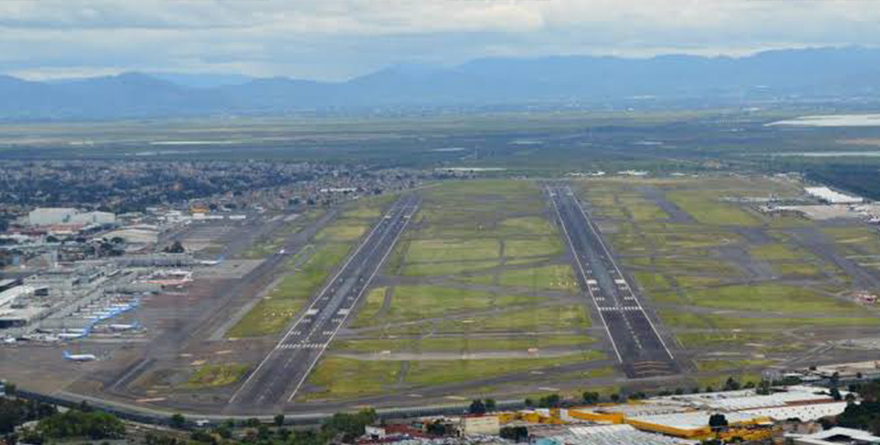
362 285 536 325
495 265 577 292
228 199 389 338
666 190 761 226
331 335 594 353
684 284 859 314
184 363 250 389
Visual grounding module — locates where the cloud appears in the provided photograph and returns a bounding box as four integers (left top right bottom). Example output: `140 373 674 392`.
1 0 879 80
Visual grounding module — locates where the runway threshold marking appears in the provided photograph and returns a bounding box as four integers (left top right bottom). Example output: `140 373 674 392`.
286 198 418 402
564 185 675 361
228 196 418 405
548 186 623 363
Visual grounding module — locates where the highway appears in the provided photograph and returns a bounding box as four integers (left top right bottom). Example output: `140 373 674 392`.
547 185 678 378
228 195 420 411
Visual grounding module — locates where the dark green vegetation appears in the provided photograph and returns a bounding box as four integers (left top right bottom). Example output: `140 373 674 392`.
36 409 125 440
0 397 57 434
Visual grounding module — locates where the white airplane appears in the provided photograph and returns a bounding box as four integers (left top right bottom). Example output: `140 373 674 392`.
63 351 97 362
109 322 140 331
58 332 85 340
278 249 287 255
2 337 15 344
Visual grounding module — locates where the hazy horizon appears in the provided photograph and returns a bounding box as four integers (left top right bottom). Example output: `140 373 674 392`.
2 0 880 82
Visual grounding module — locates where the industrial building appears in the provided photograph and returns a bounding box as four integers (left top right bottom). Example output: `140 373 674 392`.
804 186 864 204
27 208 116 227
28 208 79 226
535 425 697 445
559 386 849 441
787 427 880 445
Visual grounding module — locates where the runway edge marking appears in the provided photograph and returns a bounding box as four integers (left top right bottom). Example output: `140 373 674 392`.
286 197 419 402
564 185 675 361
229 196 415 405
546 185 623 363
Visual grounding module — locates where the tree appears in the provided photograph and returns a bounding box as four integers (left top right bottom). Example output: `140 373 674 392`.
164 241 185 254
610 394 620 403
274 413 285 427
708 413 728 430
244 418 260 428
214 426 232 439
321 409 377 443
426 421 450 437
485 398 497 412
38 410 124 439
500 426 529 442
468 399 487 415
277 428 290 441
724 377 741 391
538 394 562 408
582 391 600 405
524 398 535 408
189 429 213 443
830 388 843 401
169 413 186 430
257 425 271 441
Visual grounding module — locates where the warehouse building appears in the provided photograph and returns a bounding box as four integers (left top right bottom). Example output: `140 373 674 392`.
28 208 116 226
787 427 880 445
28 208 78 226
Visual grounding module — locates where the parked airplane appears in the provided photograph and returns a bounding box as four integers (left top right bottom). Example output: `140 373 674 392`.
63 351 97 362
108 322 140 331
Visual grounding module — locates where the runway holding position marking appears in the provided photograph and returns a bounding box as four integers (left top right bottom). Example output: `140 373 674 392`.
547 185 678 378
228 195 420 411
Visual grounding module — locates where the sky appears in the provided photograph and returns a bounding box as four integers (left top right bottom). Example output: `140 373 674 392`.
1 0 879 81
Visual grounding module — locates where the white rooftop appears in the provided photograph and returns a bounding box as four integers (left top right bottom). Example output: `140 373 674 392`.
564 425 698 445
804 186 863 204
629 411 758 431
658 386 838 411
787 426 880 445
739 402 848 422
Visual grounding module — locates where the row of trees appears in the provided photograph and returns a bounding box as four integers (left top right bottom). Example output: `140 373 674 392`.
169 409 378 445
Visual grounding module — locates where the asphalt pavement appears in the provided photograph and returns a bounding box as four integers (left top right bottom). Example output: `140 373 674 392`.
227 195 420 412
547 185 678 378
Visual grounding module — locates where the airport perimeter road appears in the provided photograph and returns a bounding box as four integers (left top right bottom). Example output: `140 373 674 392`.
547 185 678 378
228 195 420 412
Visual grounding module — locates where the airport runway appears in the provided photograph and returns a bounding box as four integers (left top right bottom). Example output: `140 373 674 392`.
228 195 420 411
547 185 678 378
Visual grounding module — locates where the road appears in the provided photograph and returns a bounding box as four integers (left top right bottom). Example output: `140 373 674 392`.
547 185 678 378
228 195 420 412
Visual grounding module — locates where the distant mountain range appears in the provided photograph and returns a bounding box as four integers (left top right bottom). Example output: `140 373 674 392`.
3 47 880 120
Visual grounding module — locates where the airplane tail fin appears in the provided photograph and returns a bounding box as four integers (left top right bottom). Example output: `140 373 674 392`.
63 351 71 359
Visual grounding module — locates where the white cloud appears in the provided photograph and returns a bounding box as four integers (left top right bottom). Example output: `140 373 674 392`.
1 0 879 80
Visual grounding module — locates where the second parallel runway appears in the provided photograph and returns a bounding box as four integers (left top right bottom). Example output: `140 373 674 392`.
228 195 420 412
